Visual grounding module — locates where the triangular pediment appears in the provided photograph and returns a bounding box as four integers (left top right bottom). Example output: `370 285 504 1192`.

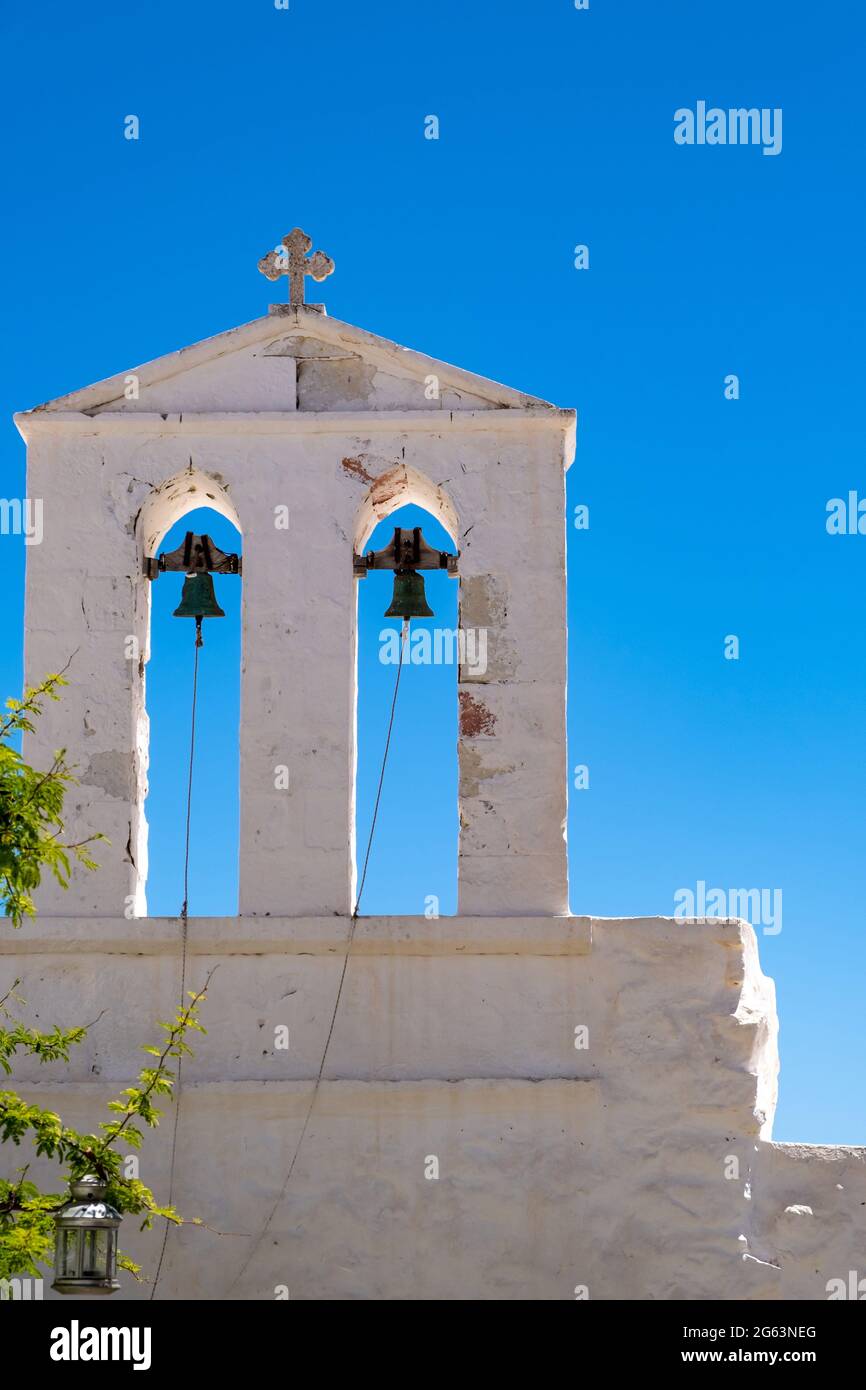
21 307 556 417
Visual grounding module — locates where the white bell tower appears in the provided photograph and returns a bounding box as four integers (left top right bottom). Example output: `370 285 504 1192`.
18 231 575 922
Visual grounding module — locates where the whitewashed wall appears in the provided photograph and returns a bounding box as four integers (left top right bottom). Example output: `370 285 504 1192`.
17 307 573 919
3 915 864 1300
7 309 864 1302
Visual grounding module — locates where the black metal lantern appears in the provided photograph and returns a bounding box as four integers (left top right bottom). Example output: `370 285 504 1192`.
52 1175 122 1296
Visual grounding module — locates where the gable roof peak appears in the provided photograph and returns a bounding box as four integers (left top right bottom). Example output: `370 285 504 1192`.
17 306 560 418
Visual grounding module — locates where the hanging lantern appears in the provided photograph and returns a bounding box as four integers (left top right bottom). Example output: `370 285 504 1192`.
52 1175 122 1296
384 569 434 620
172 571 226 622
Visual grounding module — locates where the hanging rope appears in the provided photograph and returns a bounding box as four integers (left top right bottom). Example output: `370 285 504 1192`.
228 618 410 1295
150 617 201 1300
179 620 202 927
353 616 409 920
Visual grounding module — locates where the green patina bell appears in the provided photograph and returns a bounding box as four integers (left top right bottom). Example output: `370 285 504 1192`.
384 569 434 620
172 572 226 622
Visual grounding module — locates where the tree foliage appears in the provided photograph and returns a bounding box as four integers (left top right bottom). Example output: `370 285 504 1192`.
0 675 208 1286
0 673 101 928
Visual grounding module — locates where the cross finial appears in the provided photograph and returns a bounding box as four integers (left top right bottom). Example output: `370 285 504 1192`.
258 228 335 305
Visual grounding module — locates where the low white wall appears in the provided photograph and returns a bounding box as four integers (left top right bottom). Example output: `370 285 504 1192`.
3 914 862 1300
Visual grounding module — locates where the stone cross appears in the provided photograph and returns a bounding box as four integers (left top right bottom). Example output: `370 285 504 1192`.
258 228 335 305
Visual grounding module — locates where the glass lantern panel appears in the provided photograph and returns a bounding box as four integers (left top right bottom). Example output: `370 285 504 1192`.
60 1229 80 1278
82 1228 108 1278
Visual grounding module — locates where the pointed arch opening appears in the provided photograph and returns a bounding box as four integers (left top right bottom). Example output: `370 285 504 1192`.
135 469 242 917
353 467 459 917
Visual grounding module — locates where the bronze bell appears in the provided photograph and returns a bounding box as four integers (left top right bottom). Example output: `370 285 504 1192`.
173 571 226 621
384 569 434 620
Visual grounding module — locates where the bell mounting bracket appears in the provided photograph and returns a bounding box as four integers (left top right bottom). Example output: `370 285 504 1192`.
353 527 458 580
144 532 242 581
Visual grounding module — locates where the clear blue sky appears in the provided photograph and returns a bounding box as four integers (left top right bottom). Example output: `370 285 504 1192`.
1 1 864 1144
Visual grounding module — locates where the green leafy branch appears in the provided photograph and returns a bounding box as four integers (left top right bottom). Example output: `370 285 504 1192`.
0 671 104 928
0 974 213 1280
0 675 218 1285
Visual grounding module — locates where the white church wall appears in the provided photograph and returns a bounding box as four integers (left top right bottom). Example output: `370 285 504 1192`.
19 398 571 920
4 913 864 1299
9 306 865 1303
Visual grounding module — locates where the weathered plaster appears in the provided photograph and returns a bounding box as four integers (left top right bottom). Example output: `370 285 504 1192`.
8 306 862 1302
3 914 864 1300
17 309 571 918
